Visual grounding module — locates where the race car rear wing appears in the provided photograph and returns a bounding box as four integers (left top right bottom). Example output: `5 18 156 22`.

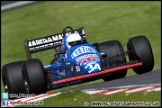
24 27 86 59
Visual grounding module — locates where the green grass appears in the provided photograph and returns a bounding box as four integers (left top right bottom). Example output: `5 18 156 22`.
19 90 161 107
1 1 161 107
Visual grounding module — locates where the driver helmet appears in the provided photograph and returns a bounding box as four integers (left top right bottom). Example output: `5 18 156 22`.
66 33 82 49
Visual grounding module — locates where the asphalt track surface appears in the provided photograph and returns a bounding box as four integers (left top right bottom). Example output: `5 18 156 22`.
1 1 161 91
1 1 46 13
77 69 161 90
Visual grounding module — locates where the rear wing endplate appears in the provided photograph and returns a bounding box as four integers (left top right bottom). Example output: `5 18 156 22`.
24 27 86 59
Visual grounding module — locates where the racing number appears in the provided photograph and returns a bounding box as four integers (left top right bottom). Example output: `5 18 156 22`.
85 62 101 73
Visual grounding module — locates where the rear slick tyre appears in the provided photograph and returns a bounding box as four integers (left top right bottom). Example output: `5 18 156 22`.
98 40 127 81
2 61 26 99
22 59 47 95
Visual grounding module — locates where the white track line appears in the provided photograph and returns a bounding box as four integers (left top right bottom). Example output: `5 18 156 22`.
82 90 105 95
83 85 161 95
104 89 127 95
125 86 156 93
27 92 62 102
146 86 161 92
1 1 37 11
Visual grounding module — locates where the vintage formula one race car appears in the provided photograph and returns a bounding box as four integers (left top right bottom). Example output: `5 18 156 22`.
2 26 154 99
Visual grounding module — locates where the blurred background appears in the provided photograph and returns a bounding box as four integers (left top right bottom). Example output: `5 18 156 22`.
1 1 161 70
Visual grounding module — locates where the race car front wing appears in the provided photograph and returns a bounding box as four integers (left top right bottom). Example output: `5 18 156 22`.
51 61 142 85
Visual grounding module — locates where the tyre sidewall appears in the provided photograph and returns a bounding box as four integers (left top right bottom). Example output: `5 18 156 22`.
23 59 47 94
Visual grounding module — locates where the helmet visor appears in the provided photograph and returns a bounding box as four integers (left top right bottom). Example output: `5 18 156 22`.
69 40 81 46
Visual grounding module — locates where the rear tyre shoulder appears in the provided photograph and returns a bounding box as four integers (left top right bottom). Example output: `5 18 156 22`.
2 61 26 99
22 58 47 94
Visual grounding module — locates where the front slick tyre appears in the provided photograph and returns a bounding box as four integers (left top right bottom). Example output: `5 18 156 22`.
127 35 154 74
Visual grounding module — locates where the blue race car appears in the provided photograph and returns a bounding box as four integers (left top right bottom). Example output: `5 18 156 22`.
2 26 154 99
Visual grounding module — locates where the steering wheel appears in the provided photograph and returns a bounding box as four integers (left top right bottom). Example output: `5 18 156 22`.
63 26 74 37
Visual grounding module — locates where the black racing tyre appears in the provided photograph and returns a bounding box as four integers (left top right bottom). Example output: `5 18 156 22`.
127 35 154 74
22 58 47 95
98 40 127 81
2 61 26 99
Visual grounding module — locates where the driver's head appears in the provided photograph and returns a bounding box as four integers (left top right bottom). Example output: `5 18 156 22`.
66 33 82 49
